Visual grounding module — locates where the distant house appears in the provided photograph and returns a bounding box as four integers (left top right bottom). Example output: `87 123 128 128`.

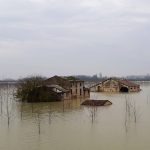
90 78 140 93
44 76 90 100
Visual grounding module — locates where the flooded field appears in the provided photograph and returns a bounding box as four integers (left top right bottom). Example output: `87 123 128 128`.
0 82 150 150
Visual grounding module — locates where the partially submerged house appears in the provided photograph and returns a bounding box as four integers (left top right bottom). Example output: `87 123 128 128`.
44 76 90 100
90 78 140 93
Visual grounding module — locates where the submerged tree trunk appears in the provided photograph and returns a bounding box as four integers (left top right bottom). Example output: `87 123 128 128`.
6 84 10 128
37 111 41 135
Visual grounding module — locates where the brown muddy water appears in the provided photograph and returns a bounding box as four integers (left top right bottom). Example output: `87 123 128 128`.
0 82 150 150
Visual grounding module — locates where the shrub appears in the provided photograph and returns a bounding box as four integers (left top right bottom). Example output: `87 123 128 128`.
16 76 45 101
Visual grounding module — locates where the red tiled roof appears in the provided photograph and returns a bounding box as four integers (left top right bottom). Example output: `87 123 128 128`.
101 78 140 87
45 76 71 89
119 79 139 87
45 75 84 89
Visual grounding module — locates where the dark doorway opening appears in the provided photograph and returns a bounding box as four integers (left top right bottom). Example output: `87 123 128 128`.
98 86 101 92
120 87 129 93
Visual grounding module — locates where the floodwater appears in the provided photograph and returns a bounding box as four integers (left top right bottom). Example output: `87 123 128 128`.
0 82 150 150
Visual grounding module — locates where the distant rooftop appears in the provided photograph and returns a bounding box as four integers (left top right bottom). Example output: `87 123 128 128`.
64 76 84 82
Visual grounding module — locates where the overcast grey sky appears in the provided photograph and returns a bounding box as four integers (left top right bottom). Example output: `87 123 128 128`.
0 0 150 79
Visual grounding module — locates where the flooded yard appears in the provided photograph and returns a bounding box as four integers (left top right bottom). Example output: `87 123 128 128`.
0 82 150 150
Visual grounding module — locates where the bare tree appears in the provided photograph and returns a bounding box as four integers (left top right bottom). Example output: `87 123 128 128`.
35 109 41 135
124 96 131 133
5 84 11 128
31 103 34 113
88 105 97 124
124 95 141 134
62 99 65 112
20 103 23 120
147 95 150 104
0 89 3 115
133 101 137 123
3 84 16 128
37 111 41 135
48 104 54 125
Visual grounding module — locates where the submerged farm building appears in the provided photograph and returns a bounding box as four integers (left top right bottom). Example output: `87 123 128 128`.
44 76 90 100
90 78 140 93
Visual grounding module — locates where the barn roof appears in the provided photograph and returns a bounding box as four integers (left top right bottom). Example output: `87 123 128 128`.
45 75 84 89
104 78 140 87
45 76 71 89
90 77 140 88
89 82 102 88
119 79 139 87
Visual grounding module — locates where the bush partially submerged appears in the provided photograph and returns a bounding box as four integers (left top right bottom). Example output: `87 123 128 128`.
27 86 62 102
16 76 46 101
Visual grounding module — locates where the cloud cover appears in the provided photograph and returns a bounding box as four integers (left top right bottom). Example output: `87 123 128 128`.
0 0 150 79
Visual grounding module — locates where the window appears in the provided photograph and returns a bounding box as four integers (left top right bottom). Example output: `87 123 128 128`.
71 89 72 95
80 89 82 96
72 82 74 86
